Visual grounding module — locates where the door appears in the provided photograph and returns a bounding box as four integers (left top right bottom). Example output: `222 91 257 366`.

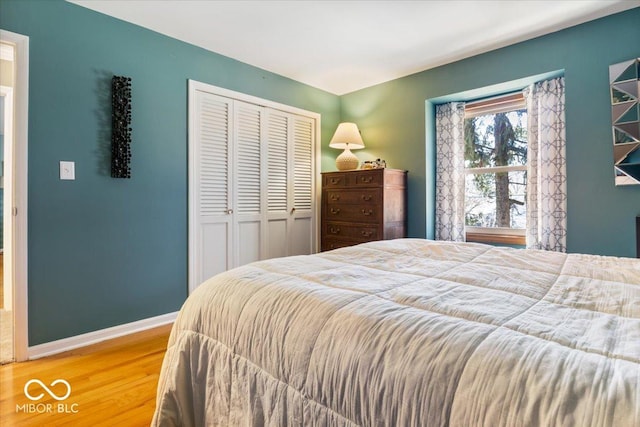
233 101 263 266
289 115 315 255
0 30 28 362
265 112 315 258
190 91 233 289
265 109 290 258
189 94 267 289
0 78 13 364
188 80 318 293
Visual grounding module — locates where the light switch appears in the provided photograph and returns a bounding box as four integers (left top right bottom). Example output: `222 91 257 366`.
60 161 75 180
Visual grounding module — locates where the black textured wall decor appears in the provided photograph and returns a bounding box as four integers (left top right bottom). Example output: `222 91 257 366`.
111 75 132 178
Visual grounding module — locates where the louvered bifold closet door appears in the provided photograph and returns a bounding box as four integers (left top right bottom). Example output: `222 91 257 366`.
265 110 290 258
189 80 317 292
193 91 233 286
290 115 315 255
233 101 264 266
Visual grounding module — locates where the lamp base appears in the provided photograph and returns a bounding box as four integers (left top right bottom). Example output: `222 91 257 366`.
335 148 360 171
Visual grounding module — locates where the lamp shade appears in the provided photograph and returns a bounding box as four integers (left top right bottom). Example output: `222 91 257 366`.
329 122 365 150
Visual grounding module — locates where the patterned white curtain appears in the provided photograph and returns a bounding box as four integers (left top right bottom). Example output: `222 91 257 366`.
435 102 466 241
524 77 567 252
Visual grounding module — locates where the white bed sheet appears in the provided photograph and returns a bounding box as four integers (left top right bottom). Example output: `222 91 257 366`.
153 239 640 426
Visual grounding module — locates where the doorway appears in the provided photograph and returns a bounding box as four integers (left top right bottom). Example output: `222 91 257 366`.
0 42 15 363
0 29 28 363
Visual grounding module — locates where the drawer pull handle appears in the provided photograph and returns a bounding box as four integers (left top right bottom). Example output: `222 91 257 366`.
362 209 373 216
329 227 341 234
330 178 342 185
361 195 372 201
330 194 340 201
361 230 373 237
330 208 341 214
360 176 373 183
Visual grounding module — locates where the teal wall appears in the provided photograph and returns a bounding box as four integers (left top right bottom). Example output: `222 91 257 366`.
0 0 340 345
341 7 640 257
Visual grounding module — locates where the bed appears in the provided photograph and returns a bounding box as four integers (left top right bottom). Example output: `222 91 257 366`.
152 239 640 426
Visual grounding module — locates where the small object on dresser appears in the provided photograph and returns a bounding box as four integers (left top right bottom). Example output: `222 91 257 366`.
375 159 386 168
362 161 374 170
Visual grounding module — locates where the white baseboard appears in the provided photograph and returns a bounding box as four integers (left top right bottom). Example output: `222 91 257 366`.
28 311 178 360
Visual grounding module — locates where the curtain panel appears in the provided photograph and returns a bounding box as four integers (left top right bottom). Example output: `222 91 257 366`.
524 77 567 252
435 102 466 242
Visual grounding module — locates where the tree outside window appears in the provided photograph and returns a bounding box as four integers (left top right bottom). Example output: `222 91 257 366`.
464 97 527 245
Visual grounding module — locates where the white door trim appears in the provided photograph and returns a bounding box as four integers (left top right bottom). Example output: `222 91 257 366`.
0 29 29 362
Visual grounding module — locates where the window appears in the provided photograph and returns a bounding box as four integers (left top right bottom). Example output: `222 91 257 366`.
464 93 527 245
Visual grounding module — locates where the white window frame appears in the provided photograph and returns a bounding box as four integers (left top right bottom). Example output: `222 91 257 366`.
463 93 527 244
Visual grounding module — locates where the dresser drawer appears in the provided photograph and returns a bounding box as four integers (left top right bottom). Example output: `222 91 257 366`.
324 204 381 223
323 173 347 187
323 222 379 240
351 170 383 186
325 189 381 205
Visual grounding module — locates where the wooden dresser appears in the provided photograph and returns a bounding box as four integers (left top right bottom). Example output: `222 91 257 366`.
321 168 407 251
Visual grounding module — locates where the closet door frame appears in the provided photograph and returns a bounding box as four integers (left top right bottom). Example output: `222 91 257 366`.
188 80 320 294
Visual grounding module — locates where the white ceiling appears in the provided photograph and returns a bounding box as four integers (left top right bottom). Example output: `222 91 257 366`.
69 0 639 95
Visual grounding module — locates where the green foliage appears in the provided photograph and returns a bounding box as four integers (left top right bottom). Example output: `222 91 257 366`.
465 110 527 170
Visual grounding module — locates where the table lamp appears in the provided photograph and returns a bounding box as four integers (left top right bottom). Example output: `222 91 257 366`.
329 122 365 171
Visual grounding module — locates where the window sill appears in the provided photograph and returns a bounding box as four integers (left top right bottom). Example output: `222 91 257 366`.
466 232 525 246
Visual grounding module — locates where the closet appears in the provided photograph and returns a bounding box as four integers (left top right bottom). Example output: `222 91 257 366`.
188 80 319 292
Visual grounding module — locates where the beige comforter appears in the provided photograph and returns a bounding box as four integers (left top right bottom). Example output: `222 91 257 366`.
152 239 640 426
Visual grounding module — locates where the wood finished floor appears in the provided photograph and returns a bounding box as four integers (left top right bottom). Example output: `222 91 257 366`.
0 324 172 426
